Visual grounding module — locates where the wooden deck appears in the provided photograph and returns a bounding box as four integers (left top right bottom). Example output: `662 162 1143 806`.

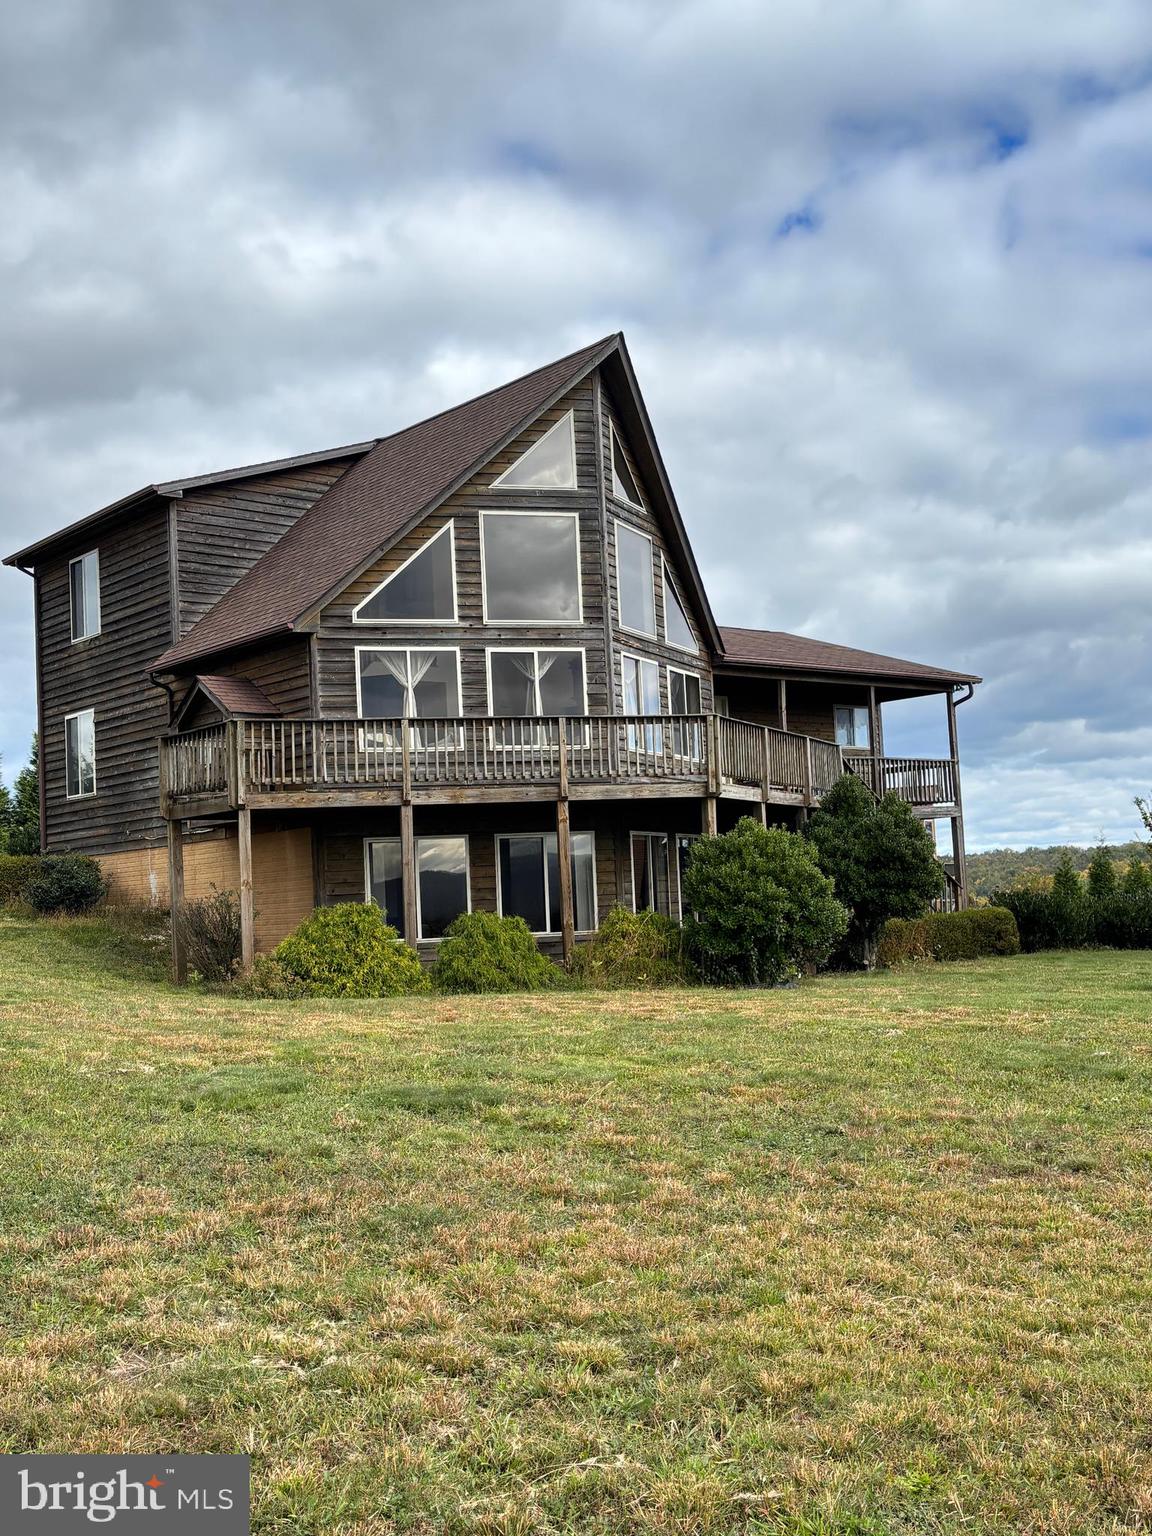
159 714 957 819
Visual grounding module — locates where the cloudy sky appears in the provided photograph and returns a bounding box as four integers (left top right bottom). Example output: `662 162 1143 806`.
2 0 1151 849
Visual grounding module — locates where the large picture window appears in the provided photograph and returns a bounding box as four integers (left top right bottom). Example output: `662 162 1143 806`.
481 512 582 624
487 649 586 716
65 709 96 798
496 831 596 934
616 521 656 636
364 833 470 940
631 832 671 916
356 648 461 718
69 550 101 641
352 523 457 623
835 705 871 750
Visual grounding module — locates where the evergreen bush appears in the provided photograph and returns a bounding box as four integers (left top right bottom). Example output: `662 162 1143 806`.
878 906 1021 966
0 853 41 906
432 910 559 993
570 906 689 988
1086 846 1118 899
683 817 848 986
272 903 430 997
21 854 106 915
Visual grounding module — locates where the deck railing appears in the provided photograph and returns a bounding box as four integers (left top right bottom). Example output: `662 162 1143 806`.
160 714 955 815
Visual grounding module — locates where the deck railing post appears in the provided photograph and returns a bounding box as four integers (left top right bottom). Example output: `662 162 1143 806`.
803 736 814 806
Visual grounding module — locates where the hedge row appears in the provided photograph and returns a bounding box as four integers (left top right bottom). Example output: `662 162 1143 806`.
0 852 106 914
994 889 1152 952
877 906 1021 966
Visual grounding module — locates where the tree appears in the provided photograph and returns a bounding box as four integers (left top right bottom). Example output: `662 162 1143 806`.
1122 857 1151 894
683 817 848 985
1086 844 1118 899
6 736 40 856
1051 852 1082 901
1138 796 1152 844
804 772 945 966
0 764 12 853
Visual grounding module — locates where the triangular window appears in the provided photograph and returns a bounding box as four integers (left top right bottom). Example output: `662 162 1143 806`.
353 522 457 623
663 561 696 651
491 411 577 490
611 427 643 507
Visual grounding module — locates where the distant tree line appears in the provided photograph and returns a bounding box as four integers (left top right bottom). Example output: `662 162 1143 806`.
966 839 1147 899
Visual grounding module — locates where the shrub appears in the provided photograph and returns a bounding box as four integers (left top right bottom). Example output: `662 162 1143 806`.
0 853 41 906
571 905 689 988
1087 846 1118 900
1051 853 1083 901
994 888 1096 951
878 906 1021 966
432 910 559 993
1122 857 1152 894
178 888 242 982
232 954 309 999
1092 891 1152 949
21 854 106 915
805 773 945 965
683 818 848 986
272 903 429 997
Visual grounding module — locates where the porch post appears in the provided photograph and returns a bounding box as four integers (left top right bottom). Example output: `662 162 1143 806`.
779 678 788 732
400 802 418 945
556 730 575 966
702 796 718 837
945 689 968 907
237 806 255 973
868 685 883 757
167 816 186 983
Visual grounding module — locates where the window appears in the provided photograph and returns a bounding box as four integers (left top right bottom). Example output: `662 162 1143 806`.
668 668 704 760
611 427 642 506
356 648 461 718
65 710 96 798
616 521 656 636
417 835 470 938
487 649 586 717
353 523 457 623
69 551 100 641
835 705 871 750
676 833 700 921
662 560 696 651
481 512 582 623
631 832 671 916
365 838 405 935
621 653 660 716
491 412 577 490
364 834 471 939
496 831 597 933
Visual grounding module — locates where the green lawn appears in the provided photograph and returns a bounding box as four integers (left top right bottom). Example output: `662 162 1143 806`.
1 913 1150 1534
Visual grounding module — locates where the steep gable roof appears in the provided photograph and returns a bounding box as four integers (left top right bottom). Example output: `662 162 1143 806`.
717 626 981 687
153 336 625 670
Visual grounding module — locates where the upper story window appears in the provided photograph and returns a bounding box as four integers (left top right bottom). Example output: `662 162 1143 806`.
356 647 461 718
65 709 96 798
668 667 702 715
353 523 457 623
488 648 587 717
835 705 871 750
662 560 696 652
480 512 582 624
610 427 643 507
491 411 577 490
616 521 656 637
69 551 101 641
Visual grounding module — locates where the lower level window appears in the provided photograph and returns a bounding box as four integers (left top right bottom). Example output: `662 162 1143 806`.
364 833 470 939
631 831 671 916
65 709 96 798
496 831 596 934
675 833 699 920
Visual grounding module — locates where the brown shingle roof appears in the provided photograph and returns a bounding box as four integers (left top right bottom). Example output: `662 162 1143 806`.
153 335 620 670
717 627 981 686
193 675 279 717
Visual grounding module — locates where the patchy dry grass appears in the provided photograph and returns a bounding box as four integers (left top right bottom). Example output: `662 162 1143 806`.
1 912 1151 1533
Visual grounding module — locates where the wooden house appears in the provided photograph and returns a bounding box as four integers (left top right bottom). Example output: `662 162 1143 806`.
5 334 980 972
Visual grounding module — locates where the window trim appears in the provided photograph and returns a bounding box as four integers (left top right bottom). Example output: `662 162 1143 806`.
609 426 644 509
630 830 671 916
351 521 459 626
479 509 585 627
494 830 598 936
68 550 101 643
362 836 405 937
484 646 589 718
614 519 657 639
661 556 698 654
834 703 871 752
667 665 703 716
354 645 463 719
362 832 471 941
64 708 96 799
489 410 578 491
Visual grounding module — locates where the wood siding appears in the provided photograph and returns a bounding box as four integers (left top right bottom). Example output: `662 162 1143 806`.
715 677 875 743
174 461 354 637
36 504 173 855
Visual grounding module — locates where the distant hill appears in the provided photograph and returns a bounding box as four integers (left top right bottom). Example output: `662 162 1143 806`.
967 841 1148 900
